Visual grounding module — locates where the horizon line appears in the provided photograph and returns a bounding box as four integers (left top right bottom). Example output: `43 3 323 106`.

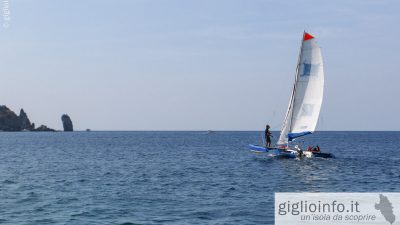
52 130 400 132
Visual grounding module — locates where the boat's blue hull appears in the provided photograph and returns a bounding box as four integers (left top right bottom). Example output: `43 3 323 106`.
249 144 297 158
249 144 334 158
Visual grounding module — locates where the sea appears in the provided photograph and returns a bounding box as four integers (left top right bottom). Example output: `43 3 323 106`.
0 131 399 225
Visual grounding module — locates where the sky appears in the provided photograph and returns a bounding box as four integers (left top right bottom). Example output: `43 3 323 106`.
0 0 399 131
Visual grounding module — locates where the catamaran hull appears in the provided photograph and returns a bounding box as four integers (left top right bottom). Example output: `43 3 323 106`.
249 144 297 158
310 152 334 158
302 150 334 158
249 144 334 159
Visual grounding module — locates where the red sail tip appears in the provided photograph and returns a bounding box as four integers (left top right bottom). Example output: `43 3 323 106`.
303 32 314 41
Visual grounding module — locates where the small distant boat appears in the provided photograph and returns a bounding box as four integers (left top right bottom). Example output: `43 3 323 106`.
207 130 215 134
86 129 91 132
250 32 333 158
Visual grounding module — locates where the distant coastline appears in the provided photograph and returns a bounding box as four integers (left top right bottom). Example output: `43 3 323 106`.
0 105 73 132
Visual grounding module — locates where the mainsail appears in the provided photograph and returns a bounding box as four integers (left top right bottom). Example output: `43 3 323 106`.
277 32 324 145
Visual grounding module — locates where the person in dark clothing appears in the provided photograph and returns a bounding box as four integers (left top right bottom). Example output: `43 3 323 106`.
265 124 272 147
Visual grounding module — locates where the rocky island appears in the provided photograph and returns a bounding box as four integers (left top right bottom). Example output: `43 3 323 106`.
61 114 73 131
0 105 70 132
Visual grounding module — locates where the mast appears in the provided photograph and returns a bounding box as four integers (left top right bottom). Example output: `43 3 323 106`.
277 32 304 146
286 32 305 146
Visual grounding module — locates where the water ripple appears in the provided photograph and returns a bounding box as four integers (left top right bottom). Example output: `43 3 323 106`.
0 131 399 224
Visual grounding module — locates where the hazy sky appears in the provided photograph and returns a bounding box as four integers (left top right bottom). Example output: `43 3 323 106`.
1 0 399 131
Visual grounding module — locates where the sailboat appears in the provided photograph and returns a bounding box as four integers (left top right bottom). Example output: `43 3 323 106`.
249 32 333 158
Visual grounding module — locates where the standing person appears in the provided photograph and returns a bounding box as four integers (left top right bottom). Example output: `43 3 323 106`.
265 124 272 147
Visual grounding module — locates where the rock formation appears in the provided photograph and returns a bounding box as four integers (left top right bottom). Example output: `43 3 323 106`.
0 105 21 131
0 105 54 131
61 114 73 131
34 125 56 132
19 109 35 130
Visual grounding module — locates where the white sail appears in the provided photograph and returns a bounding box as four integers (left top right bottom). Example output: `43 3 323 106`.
277 32 324 145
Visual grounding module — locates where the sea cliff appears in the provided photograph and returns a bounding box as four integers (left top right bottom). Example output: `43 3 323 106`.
0 105 55 131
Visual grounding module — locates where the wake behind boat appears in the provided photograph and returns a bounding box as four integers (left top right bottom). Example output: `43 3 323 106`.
250 32 333 159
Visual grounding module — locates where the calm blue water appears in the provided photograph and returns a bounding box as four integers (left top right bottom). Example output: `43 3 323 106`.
0 131 399 224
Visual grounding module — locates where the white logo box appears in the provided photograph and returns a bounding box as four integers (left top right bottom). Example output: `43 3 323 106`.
275 192 400 225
